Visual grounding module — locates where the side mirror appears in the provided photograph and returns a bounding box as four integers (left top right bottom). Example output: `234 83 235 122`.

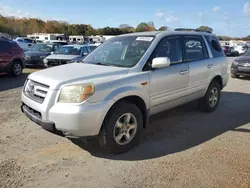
151 57 171 69
83 52 89 56
51 51 54 55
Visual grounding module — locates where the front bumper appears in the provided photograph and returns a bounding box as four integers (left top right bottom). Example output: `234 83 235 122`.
231 65 250 76
24 59 45 66
21 91 113 138
21 103 59 133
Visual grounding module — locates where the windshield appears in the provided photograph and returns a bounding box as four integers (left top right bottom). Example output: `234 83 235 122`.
83 36 154 67
54 46 82 55
30 44 53 52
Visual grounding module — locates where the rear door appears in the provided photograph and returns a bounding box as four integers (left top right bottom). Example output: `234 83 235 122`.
183 35 210 96
0 41 12 70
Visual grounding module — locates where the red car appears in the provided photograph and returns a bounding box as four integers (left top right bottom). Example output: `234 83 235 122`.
0 38 24 76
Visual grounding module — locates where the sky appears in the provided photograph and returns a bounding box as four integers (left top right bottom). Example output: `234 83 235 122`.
1 0 250 37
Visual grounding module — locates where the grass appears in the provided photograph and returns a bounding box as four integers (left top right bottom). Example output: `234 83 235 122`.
23 68 42 74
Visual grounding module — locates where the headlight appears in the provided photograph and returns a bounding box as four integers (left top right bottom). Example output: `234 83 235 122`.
25 56 31 60
58 84 94 103
232 61 238 66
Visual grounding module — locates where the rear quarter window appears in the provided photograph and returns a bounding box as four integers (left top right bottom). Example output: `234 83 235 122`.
205 36 224 58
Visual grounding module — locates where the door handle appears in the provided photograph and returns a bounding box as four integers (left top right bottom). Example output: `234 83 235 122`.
179 70 189 75
207 64 213 68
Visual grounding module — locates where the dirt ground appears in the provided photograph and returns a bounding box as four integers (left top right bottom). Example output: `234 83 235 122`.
0 59 250 188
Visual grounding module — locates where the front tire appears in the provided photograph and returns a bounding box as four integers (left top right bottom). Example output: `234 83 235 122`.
99 102 143 154
231 73 239 78
9 61 23 77
199 81 221 113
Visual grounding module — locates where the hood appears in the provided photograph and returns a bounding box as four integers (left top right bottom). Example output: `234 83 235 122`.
25 51 51 57
45 54 79 60
28 63 129 89
235 55 250 62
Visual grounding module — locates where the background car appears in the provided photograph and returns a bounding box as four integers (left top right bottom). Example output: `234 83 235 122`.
0 38 24 76
43 44 91 67
234 45 247 55
13 37 36 51
223 46 239 57
44 40 68 45
24 43 62 67
231 48 250 78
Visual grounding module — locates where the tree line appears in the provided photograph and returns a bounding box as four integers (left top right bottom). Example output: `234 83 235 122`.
1 15 245 40
0 16 164 36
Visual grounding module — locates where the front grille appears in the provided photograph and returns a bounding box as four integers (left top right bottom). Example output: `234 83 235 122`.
47 59 69 65
24 79 49 103
22 103 42 119
239 61 250 67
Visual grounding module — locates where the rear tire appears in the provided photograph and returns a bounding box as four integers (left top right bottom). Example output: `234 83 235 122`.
235 51 240 56
99 102 143 154
9 60 23 77
231 73 239 79
199 81 221 113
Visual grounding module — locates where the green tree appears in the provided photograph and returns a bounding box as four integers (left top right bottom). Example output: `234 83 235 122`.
158 26 168 31
136 22 155 32
196 26 213 33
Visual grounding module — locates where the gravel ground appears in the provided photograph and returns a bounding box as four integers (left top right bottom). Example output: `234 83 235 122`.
0 58 250 188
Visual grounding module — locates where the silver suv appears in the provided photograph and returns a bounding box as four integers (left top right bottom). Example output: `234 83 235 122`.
21 30 229 153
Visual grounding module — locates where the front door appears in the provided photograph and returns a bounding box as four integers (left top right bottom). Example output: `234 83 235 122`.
149 36 189 114
0 41 12 71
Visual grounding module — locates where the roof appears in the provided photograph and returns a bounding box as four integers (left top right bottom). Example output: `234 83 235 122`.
120 30 215 37
120 31 161 36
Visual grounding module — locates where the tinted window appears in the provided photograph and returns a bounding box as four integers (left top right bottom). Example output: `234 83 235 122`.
89 46 97 52
184 37 206 61
0 41 10 52
82 47 89 54
54 46 82 55
205 36 224 58
153 38 183 64
24 38 34 43
53 44 61 50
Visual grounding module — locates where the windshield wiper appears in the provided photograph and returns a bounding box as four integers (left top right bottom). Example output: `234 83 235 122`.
85 62 128 67
95 62 110 66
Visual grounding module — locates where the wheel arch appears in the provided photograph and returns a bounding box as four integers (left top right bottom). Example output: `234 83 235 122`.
211 75 223 90
103 95 149 130
11 58 24 68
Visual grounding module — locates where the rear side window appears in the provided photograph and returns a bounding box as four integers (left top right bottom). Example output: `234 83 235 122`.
0 41 10 52
184 36 208 62
205 36 224 58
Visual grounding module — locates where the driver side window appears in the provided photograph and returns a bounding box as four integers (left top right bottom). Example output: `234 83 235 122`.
144 37 183 71
153 37 183 64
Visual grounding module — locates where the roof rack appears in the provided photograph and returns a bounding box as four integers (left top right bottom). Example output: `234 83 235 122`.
174 28 212 34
